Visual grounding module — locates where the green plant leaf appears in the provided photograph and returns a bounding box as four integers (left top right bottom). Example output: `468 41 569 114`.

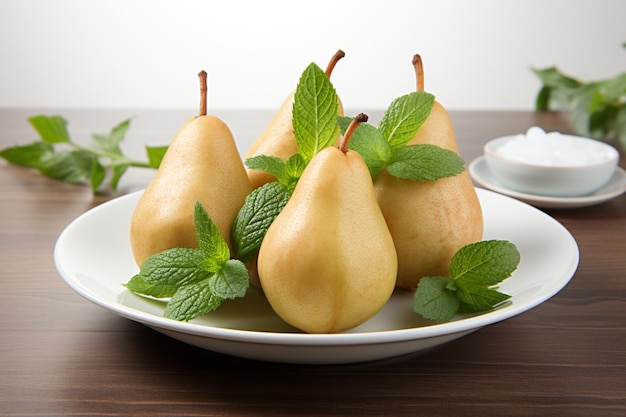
38 149 94 183
231 182 293 263
208 259 250 299
378 92 435 149
455 282 511 313
92 118 132 154
451 240 520 286
164 279 223 321
145 145 168 168
194 201 230 265
385 144 465 182
245 155 286 183
27 115 71 144
292 62 339 161
413 276 459 321
0 141 53 168
125 247 209 298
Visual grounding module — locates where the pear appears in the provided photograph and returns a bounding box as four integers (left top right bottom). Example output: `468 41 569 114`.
130 71 252 267
244 50 346 189
374 54 483 290
257 114 398 334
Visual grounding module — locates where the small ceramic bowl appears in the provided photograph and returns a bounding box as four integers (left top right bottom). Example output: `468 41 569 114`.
484 127 619 197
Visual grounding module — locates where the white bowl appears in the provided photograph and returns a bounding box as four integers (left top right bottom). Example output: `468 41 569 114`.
484 127 619 197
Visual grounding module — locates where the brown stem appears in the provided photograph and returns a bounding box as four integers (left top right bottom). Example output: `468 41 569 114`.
339 113 368 154
325 49 346 77
198 70 208 117
412 54 424 92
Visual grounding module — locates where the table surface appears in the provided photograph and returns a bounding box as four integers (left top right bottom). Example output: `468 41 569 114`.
1 108 625 417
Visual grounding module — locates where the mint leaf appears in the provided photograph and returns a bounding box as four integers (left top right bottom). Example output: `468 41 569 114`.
38 150 94 183
231 182 293 263
194 201 229 265
208 259 250 299
164 279 223 321
455 282 511 313
90 159 106 190
386 144 465 182
92 118 131 154
145 145 168 168
0 141 53 168
110 164 128 191
284 153 307 187
125 247 209 298
339 116 392 178
378 92 435 149
414 240 520 321
292 62 339 161
413 276 460 321
451 240 520 286
245 155 286 183
28 115 71 144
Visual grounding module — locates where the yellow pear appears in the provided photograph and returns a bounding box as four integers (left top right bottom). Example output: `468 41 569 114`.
374 54 483 290
257 114 398 334
244 50 346 189
130 71 252 267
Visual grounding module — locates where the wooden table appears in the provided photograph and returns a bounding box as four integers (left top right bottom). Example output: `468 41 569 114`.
1 109 624 416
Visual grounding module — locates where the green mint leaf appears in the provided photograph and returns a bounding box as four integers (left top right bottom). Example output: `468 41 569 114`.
413 276 460 321
28 115 71 144
208 259 250 299
0 141 53 168
164 279 223 321
125 248 210 298
231 182 293 263
110 164 128 191
194 201 230 265
92 118 132 154
450 240 520 286
535 86 552 110
339 116 392 179
292 62 339 161
90 159 106 191
378 92 435 149
455 282 511 313
245 155 286 183
145 145 168 168
532 67 583 90
38 150 94 183
386 144 465 182
284 153 307 187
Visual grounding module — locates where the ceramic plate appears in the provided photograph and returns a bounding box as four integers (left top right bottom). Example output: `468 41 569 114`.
54 188 579 365
469 156 626 209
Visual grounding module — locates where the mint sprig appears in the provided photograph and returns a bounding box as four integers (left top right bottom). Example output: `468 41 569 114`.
125 201 249 322
532 43 626 149
337 92 465 181
0 115 168 193
414 240 520 321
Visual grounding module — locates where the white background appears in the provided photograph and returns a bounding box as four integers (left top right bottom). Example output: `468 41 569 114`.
1 0 625 111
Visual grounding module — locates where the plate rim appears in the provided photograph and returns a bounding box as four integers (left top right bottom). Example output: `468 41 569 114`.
469 156 626 208
54 188 580 348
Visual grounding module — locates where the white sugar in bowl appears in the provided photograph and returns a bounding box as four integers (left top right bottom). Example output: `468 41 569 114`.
484 127 619 197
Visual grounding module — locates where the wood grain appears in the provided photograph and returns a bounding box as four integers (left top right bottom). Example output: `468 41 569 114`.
1 109 624 416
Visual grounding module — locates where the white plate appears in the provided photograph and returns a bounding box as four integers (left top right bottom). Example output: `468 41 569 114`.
54 188 579 365
469 156 626 209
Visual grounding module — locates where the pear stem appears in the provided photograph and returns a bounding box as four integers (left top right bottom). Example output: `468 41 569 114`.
412 54 424 92
198 70 208 117
325 49 346 77
339 113 368 154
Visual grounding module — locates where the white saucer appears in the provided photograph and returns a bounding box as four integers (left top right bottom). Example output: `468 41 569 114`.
469 156 626 209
